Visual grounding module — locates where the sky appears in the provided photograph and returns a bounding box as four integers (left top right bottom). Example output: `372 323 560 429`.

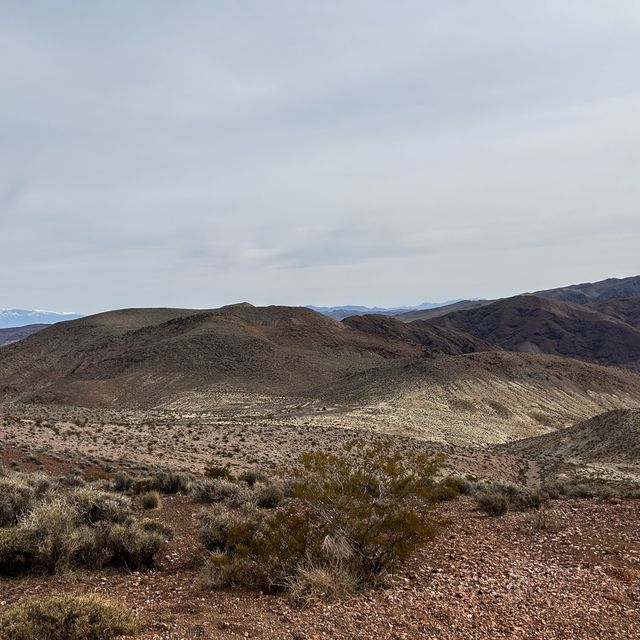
1 1 639 314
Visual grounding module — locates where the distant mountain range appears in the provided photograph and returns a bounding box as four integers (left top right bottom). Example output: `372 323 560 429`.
0 309 84 329
308 300 468 321
3 275 640 368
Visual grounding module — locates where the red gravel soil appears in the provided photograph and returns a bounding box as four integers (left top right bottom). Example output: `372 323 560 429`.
1 497 639 640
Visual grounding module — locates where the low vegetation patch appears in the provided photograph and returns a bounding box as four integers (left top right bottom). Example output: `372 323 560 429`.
141 490 161 509
0 594 138 640
0 470 167 577
472 482 547 517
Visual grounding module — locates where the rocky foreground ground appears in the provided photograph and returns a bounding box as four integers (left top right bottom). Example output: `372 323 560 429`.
2 496 638 640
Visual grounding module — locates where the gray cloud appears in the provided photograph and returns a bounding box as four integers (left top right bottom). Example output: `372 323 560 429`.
1 1 639 312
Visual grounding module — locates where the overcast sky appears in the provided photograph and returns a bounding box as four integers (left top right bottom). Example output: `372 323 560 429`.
1 1 639 313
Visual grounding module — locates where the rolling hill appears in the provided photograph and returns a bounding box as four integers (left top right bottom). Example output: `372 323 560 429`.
2 304 640 449
499 408 640 466
0 304 491 407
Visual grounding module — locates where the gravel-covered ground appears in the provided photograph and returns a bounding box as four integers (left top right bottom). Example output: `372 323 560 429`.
2 497 638 640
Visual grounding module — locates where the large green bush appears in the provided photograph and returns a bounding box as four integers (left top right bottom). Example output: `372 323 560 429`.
199 441 447 595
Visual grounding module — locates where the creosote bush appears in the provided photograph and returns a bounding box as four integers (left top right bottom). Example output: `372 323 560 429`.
0 594 138 640
199 441 448 597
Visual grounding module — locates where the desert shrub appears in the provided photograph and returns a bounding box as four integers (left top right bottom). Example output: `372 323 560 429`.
191 478 248 506
254 484 284 509
475 483 547 517
136 518 174 538
197 505 261 553
112 473 134 493
539 477 638 501
521 508 564 534
289 443 444 580
284 562 359 602
204 463 234 481
238 469 267 488
24 472 54 498
69 489 131 524
0 528 40 576
202 505 324 591
200 442 446 595
510 488 546 511
19 499 78 571
476 489 509 517
150 470 193 494
0 477 35 527
432 477 465 502
57 473 86 488
141 491 161 509
0 594 138 640
71 521 166 570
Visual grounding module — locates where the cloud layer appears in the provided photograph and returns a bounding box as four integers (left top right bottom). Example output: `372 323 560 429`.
1 1 639 312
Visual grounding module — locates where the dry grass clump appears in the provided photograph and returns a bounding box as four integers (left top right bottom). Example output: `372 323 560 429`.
68 488 131 524
141 490 161 509
254 484 284 509
191 478 249 506
137 518 174 538
284 562 359 603
204 463 234 481
473 482 547 517
0 472 166 577
238 469 267 487
0 594 138 640
0 477 35 527
198 441 449 598
71 521 166 570
521 507 565 534
135 470 193 495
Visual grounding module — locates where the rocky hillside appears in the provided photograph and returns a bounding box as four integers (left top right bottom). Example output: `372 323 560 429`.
429 295 640 369
0 304 489 407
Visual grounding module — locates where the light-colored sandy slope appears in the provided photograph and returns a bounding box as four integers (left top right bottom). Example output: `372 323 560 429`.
284 352 640 446
495 408 640 481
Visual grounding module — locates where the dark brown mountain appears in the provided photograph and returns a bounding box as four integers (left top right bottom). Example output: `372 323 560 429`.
0 324 49 347
429 294 640 369
534 275 640 304
588 297 640 330
394 275 640 322
342 314 495 354
0 304 491 407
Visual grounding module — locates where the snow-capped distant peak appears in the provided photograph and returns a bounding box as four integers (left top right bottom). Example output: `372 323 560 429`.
0 308 84 329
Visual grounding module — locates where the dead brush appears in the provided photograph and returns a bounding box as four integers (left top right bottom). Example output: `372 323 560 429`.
521 507 564 534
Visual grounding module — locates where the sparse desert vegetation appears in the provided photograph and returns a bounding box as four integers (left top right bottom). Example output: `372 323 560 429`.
2 283 640 638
